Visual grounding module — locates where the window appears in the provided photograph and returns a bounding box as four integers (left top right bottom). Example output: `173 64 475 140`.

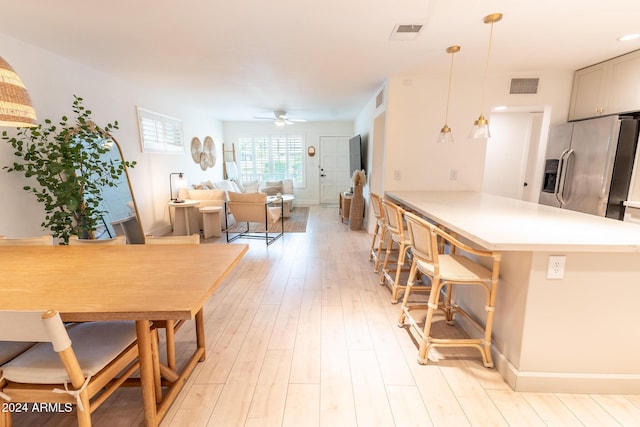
136 107 184 153
236 135 304 185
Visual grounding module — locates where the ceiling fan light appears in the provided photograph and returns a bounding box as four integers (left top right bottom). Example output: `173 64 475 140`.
274 119 286 127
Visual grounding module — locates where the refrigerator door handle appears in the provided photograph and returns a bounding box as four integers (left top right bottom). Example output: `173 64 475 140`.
557 149 574 206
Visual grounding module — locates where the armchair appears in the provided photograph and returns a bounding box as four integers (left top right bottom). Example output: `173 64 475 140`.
225 191 283 245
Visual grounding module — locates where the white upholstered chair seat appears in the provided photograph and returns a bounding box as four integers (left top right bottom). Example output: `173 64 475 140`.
1 321 136 384
0 342 34 365
415 254 493 282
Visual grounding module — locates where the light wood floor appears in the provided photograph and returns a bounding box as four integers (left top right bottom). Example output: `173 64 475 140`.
13 205 640 426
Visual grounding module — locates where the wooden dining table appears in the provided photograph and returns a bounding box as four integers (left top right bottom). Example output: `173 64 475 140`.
0 243 248 426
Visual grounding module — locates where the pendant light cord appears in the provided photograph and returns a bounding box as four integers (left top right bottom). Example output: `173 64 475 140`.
444 50 456 125
479 21 495 117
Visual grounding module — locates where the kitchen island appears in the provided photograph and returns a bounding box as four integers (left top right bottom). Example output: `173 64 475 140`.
386 191 640 393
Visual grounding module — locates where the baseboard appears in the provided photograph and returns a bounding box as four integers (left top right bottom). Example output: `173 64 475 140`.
455 315 640 393
494 352 640 393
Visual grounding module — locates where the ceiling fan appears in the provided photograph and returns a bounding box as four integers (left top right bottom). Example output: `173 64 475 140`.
253 110 307 126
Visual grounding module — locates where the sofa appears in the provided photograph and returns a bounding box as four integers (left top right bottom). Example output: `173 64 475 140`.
176 178 295 233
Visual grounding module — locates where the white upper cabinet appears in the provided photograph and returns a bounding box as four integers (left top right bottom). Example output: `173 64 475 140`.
569 63 610 120
607 51 640 115
569 50 640 121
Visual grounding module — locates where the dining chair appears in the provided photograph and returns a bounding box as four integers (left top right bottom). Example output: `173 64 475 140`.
0 310 139 427
0 342 34 365
379 199 413 303
0 234 54 392
398 211 502 367
68 235 126 245
225 191 283 245
143 233 200 370
0 235 53 246
368 192 387 272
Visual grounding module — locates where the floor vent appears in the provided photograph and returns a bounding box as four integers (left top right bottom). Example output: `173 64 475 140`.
510 78 539 94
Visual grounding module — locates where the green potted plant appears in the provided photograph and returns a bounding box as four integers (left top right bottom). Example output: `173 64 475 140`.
2 96 136 244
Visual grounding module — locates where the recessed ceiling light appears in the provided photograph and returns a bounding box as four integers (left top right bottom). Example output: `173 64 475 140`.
618 33 640 41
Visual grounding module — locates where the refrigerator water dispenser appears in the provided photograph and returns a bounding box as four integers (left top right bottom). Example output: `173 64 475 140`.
542 159 559 193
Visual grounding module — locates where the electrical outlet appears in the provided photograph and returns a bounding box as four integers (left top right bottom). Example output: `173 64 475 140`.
450 169 458 181
394 170 401 180
547 255 566 279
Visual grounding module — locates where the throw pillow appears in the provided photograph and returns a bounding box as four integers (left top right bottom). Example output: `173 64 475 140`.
242 180 260 193
282 178 294 194
261 184 282 196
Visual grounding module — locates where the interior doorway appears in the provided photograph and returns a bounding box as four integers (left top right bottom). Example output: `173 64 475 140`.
319 135 351 204
482 109 547 202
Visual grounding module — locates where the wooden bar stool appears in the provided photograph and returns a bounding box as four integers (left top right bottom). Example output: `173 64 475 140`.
368 192 387 272
379 199 413 303
398 211 502 367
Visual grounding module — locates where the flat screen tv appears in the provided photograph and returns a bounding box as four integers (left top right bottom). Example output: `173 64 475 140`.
349 134 363 177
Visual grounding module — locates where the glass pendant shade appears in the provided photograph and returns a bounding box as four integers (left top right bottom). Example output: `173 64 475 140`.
470 13 502 140
437 45 460 143
437 125 453 144
469 115 490 139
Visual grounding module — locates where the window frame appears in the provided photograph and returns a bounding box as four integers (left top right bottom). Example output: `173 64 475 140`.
136 107 184 154
236 134 305 187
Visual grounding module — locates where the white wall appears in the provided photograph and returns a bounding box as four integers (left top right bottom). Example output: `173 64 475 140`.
354 83 387 232
223 121 354 205
0 33 224 238
382 69 574 193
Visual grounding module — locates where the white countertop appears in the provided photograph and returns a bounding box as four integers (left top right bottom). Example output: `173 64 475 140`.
387 191 640 252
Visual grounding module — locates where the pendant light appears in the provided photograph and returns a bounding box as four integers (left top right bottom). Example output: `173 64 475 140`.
0 56 37 127
469 13 502 140
437 45 460 143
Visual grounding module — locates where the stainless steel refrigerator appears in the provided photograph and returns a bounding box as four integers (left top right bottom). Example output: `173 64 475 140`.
539 115 639 220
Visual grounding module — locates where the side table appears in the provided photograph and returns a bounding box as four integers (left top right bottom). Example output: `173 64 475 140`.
339 192 352 223
169 200 200 236
200 206 222 238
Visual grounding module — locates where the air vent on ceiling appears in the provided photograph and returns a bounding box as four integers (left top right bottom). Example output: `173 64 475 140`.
376 90 384 108
510 78 539 94
396 24 422 33
390 24 423 41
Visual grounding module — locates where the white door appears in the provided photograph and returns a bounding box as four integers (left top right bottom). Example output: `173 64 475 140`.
483 112 542 201
319 136 351 204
